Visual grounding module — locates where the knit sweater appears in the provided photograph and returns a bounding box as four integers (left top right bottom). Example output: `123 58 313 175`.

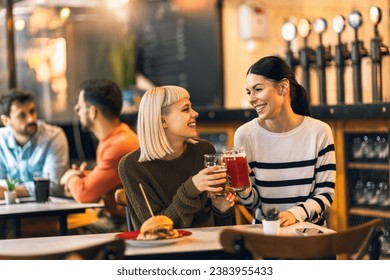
234 116 336 225
118 139 234 230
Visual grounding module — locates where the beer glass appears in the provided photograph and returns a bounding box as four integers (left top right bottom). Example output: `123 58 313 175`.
223 146 251 191
204 154 227 199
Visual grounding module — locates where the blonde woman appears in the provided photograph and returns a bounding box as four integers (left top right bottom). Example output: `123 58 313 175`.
119 86 235 230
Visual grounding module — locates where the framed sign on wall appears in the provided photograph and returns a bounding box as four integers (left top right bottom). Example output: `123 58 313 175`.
132 0 224 109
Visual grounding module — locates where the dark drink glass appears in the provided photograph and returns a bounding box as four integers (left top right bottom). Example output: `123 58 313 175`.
33 172 50 203
223 147 250 191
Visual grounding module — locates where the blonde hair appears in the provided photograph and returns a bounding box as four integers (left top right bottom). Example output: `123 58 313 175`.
137 85 195 162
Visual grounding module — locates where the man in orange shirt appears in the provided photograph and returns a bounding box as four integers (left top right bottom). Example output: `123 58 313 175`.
60 79 139 233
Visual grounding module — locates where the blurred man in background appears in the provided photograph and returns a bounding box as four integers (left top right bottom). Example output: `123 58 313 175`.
60 79 139 234
0 89 69 199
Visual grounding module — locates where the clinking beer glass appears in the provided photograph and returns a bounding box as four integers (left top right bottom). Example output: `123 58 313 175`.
204 153 227 198
223 146 251 191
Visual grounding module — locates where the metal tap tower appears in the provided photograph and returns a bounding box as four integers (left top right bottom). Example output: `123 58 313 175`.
281 22 298 72
313 18 330 104
348 11 368 103
369 6 389 102
297 18 315 102
332 15 348 104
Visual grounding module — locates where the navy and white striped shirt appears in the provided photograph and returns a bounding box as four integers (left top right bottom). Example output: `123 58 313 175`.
234 116 336 226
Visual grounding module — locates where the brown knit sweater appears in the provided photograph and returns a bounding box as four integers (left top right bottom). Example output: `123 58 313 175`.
118 139 234 230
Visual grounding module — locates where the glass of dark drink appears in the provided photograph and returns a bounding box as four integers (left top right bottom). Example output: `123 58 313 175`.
223 146 250 191
33 172 50 203
204 153 227 199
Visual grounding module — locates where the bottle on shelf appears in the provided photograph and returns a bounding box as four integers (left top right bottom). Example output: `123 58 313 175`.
364 180 377 205
354 180 365 205
377 181 390 206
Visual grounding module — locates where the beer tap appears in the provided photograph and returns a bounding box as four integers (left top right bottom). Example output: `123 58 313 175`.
348 11 368 103
313 18 331 104
332 15 349 103
369 6 389 102
281 22 298 72
297 18 315 101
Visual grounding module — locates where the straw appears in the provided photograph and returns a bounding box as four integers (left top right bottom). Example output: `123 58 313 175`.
139 183 154 217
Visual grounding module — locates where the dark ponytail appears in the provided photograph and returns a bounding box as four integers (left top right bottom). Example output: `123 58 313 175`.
247 56 310 116
291 83 311 116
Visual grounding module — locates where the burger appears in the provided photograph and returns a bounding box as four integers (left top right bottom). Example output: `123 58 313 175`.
137 215 179 240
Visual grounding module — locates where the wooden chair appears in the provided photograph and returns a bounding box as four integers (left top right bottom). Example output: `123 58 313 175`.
220 218 384 260
114 188 133 231
0 239 125 260
234 204 253 225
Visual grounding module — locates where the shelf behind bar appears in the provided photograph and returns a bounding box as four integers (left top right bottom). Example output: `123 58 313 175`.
349 207 390 219
311 103 390 120
121 103 390 125
347 163 389 170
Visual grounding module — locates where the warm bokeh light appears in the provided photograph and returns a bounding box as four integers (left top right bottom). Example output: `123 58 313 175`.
60 7 70 19
106 0 129 9
14 19 25 31
105 0 129 22
173 0 209 12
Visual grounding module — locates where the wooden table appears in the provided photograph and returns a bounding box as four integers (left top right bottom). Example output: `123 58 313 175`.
0 222 333 259
0 196 103 238
123 222 334 259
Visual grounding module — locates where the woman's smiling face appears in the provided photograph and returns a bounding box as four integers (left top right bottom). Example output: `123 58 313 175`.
162 97 199 142
246 73 286 120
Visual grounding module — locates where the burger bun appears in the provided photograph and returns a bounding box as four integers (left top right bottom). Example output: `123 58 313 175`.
140 215 174 234
137 215 179 240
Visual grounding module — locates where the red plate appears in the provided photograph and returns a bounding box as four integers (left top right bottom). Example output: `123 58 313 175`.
115 229 192 240
115 230 192 247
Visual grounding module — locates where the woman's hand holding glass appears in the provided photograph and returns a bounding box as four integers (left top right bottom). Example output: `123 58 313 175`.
192 165 235 213
192 165 226 193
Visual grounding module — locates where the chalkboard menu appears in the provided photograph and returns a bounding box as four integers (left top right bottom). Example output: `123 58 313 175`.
132 0 223 108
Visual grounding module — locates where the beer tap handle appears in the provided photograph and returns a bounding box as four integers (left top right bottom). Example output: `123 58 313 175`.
370 6 381 38
369 6 389 56
332 15 347 103
348 10 364 103
370 6 384 102
313 17 328 104
298 18 313 100
281 22 298 72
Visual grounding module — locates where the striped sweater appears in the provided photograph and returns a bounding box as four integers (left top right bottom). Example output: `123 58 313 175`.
234 117 336 225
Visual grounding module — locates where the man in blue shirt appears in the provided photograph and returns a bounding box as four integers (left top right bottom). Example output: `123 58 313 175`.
0 89 69 199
